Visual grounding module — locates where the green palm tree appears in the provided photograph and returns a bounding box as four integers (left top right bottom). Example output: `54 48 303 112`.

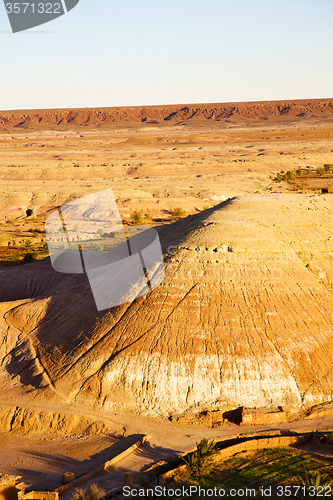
183 438 219 476
296 471 333 499
23 239 33 251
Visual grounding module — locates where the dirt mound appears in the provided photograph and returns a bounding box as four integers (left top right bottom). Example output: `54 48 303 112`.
1 98 333 130
1 194 333 417
0 405 121 436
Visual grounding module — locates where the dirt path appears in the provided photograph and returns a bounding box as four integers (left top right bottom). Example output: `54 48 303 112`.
1 402 333 494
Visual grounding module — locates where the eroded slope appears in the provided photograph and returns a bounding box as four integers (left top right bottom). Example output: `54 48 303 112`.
1 194 333 417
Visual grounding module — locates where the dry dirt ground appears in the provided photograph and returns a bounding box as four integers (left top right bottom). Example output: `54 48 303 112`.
2 413 333 493
1 100 333 492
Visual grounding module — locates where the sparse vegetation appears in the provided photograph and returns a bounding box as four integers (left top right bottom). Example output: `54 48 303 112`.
91 242 102 252
297 471 333 498
183 438 219 476
177 447 333 499
272 164 333 193
71 484 105 500
130 210 153 224
273 170 294 182
23 239 33 251
171 207 186 218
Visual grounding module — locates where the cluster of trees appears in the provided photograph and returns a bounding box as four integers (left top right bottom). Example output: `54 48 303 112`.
130 207 186 224
317 164 333 176
273 170 294 182
273 164 333 182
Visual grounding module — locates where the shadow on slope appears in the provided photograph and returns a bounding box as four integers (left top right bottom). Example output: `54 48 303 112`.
1 199 234 395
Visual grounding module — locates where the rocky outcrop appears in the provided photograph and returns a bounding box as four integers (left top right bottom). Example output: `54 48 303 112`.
2 194 333 417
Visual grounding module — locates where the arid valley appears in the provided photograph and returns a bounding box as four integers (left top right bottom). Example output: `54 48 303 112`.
2 99 333 498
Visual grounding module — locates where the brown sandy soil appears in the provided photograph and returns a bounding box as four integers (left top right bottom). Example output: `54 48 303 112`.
2 100 333 491
1 99 333 227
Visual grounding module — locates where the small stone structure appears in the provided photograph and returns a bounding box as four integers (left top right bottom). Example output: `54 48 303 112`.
241 407 287 425
0 476 21 500
62 473 75 486
176 409 225 427
19 493 58 500
54 435 151 495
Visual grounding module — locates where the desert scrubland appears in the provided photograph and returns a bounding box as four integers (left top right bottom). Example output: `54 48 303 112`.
2 99 333 489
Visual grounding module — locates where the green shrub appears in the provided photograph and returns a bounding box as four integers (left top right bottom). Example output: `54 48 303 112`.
143 212 153 223
296 168 302 176
130 210 152 224
324 164 333 173
91 242 102 252
97 228 104 237
183 438 219 476
317 167 325 176
131 210 144 224
273 170 294 182
71 484 105 500
23 239 33 251
296 471 333 498
171 207 186 218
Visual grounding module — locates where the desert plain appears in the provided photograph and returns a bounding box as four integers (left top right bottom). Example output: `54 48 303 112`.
2 99 333 495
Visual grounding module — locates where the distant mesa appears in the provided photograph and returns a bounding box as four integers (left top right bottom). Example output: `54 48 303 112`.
1 98 333 129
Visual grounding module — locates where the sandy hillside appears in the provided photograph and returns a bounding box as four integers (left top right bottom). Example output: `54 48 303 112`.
1 99 333 487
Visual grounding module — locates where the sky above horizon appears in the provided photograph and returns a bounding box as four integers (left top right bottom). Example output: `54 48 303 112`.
1 0 333 111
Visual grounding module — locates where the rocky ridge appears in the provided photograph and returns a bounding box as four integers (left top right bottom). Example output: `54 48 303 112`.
1 98 333 130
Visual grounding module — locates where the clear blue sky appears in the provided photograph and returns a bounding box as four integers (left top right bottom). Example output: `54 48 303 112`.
1 0 333 110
